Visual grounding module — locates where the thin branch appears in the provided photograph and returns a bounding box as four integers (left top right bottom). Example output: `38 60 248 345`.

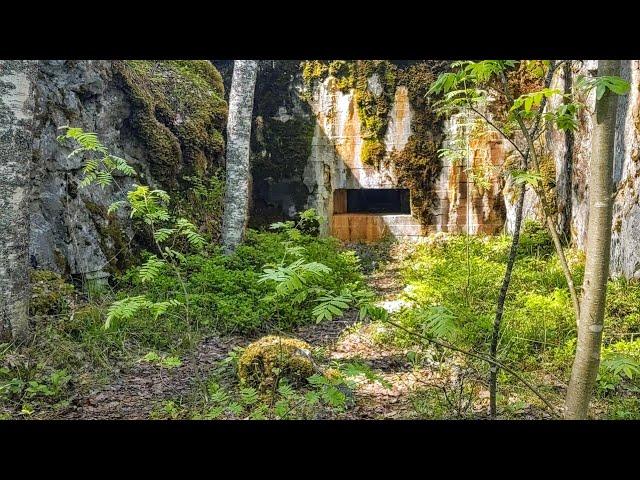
467 105 527 158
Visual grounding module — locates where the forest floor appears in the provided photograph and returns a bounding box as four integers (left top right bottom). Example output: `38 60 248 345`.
56 241 553 420
53 242 434 419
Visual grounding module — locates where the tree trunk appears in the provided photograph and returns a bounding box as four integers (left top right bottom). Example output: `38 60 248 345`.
564 60 620 419
222 60 258 253
0 60 34 342
489 183 526 416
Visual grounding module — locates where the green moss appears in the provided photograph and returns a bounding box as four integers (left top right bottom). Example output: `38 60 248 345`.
301 60 398 166
30 270 75 317
252 116 315 181
237 335 316 389
393 62 448 226
361 138 386 165
114 60 227 190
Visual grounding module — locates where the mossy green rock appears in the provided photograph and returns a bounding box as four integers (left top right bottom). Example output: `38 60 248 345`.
237 335 317 389
115 60 227 190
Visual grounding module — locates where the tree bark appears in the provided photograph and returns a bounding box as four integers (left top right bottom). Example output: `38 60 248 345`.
488 63 555 417
564 60 620 419
221 60 258 253
0 60 34 342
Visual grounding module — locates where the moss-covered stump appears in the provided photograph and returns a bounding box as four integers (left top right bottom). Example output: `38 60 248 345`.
237 336 317 389
29 270 75 317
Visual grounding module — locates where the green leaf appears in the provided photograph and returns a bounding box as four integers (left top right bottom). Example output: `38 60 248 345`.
107 201 127 215
240 387 259 406
524 96 534 112
138 255 165 283
142 351 161 363
161 356 182 369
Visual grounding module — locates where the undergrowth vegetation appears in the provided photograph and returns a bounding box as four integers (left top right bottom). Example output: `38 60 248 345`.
373 231 640 418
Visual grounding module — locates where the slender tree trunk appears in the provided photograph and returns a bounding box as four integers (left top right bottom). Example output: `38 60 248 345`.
564 60 620 419
222 60 258 253
489 183 526 416
515 105 582 323
0 60 34 342
489 64 555 417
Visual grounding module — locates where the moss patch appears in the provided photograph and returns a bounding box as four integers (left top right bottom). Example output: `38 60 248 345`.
237 335 317 389
302 60 398 166
248 61 316 226
30 270 75 317
114 60 227 190
393 62 449 227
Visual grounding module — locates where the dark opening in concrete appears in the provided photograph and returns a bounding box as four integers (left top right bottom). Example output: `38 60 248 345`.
338 188 411 214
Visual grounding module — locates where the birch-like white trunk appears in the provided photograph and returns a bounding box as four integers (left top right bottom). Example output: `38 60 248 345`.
0 60 34 342
564 60 620 419
221 60 258 253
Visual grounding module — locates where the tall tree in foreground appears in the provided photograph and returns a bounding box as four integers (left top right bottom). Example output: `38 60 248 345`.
222 60 258 253
0 60 34 342
564 60 622 419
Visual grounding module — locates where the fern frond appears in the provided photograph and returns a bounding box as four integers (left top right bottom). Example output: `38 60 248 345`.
138 255 165 284
149 299 182 319
602 354 640 380
107 201 127 215
105 295 151 329
153 228 176 243
176 218 206 249
418 305 458 339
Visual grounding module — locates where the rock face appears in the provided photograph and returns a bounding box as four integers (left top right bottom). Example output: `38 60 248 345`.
610 61 640 279
565 60 640 279
30 60 226 280
518 60 640 279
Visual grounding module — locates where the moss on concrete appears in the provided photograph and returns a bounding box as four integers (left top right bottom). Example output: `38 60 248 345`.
301 61 448 226
301 60 398 166
248 61 317 227
393 62 449 227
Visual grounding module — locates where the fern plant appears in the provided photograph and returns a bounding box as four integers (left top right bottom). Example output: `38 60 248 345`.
58 127 136 188
258 230 382 324
57 128 205 333
601 354 640 381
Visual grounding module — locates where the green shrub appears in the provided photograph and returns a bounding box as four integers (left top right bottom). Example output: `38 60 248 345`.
394 234 582 360
605 278 640 334
518 219 553 257
115 229 364 333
